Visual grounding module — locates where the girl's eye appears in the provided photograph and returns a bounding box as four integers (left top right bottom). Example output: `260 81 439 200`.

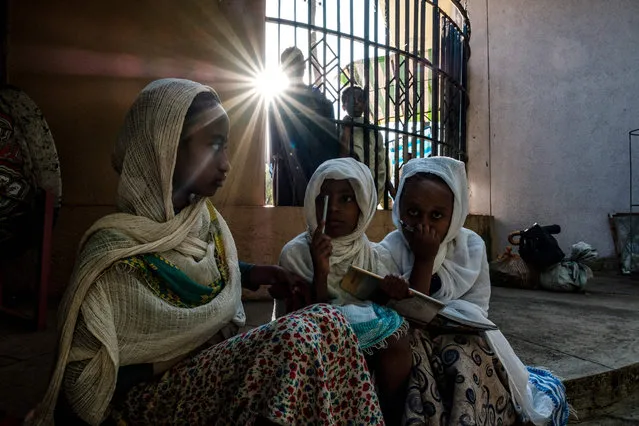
343 195 354 203
211 137 226 150
213 144 229 154
431 211 444 220
407 208 419 217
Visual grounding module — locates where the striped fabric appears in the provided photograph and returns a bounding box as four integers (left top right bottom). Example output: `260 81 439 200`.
526 366 570 426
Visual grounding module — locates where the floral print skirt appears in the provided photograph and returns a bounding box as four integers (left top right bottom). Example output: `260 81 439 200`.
403 329 519 426
111 304 383 426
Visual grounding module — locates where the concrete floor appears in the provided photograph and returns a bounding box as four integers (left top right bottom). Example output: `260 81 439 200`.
1 272 638 422
490 274 639 381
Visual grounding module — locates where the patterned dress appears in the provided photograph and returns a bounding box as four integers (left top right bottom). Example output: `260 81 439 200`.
0 86 61 254
101 205 384 425
111 304 384 426
0 111 33 249
403 329 518 426
0 86 62 207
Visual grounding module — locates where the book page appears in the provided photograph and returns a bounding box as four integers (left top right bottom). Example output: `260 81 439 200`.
388 297 442 326
437 306 498 331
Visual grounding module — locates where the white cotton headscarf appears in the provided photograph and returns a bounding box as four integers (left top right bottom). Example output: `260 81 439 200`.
393 156 469 259
278 158 405 351
381 156 559 426
280 157 395 301
30 79 245 425
382 156 490 312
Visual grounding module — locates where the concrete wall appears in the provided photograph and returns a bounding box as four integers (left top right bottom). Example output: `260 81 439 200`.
466 0 491 216
6 0 267 294
466 0 638 256
8 0 266 207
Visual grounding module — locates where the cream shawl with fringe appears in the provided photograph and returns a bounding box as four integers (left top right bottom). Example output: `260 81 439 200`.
31 79 245 425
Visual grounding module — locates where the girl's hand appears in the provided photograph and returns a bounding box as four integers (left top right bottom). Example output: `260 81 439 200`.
406 223 442 262
310 222 332 277
285 283 312 313
380 275 413 301
250 265 309 302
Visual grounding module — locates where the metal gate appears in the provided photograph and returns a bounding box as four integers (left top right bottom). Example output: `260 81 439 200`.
265 0 470 207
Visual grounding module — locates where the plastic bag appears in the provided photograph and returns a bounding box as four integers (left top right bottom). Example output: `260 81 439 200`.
490 247 538 289
570 241 598 264
539 242 598 292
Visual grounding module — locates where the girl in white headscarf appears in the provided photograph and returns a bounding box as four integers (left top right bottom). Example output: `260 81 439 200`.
380 156 569 426
28 79 384 426
278 157 413 424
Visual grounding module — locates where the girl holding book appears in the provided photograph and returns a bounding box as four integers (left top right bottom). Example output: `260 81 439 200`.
380 156 569 426
277 157 413 424
279 155 569 426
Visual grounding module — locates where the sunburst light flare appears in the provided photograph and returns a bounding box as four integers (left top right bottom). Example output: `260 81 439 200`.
252 67 289 105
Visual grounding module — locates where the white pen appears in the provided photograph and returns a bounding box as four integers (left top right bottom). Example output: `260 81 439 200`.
321 195 329 233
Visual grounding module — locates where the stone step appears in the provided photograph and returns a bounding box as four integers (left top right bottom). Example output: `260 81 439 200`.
570 389 639 425
566 362 639 422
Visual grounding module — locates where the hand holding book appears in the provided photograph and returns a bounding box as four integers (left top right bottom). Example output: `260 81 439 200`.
376 275 413 304
340 265 497 332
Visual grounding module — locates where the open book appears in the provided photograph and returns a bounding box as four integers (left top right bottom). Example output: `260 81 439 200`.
340 265 497 332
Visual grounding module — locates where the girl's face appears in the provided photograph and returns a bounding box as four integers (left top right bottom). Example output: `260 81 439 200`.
315 179 360 238
173 106 231 200
399 175 454 242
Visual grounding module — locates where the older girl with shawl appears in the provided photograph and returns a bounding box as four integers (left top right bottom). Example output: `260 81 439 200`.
277 157 412 424
380 156 569 426
29 79 383 426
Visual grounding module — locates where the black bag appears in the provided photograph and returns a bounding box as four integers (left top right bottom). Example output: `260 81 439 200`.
509 224 565 271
